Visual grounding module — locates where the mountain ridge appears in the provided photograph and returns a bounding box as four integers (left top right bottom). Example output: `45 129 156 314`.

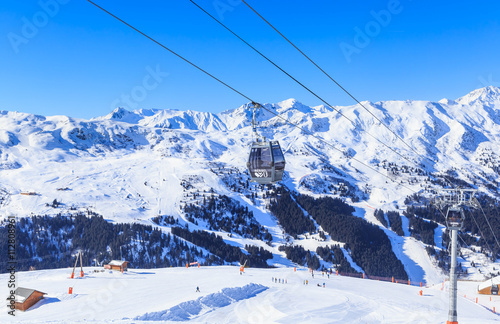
1 86 500 283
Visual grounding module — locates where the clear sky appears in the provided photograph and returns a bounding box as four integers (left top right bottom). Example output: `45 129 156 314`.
1 0 500 119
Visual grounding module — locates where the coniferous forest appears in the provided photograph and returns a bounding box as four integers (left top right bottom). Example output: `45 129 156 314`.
6 188 498 278
0 212 225 272
268 188 315 237
0 211 275 273
294 194 408 280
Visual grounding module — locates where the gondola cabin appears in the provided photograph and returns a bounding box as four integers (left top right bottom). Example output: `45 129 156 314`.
492 284 499 295
247 140 285 184
445 206 464 230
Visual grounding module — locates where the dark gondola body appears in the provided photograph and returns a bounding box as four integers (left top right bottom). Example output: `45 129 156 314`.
247 140 285 184
445 206 464 230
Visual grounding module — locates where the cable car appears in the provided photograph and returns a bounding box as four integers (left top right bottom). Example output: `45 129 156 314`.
491 284 499 295
445 206 464 230
246 103 286 184
247 140 285 184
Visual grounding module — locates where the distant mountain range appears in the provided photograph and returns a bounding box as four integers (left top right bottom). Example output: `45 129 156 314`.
1 86 500 282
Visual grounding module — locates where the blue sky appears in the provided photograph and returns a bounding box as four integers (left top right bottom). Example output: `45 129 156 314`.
1 0 500 119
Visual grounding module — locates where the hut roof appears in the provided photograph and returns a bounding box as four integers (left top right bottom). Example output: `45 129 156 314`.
108 260 127 266
11 288 46 303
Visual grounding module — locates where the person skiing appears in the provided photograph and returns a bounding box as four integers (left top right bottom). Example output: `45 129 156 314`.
196 286 200 292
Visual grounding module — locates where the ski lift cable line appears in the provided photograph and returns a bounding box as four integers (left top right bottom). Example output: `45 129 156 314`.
465 208 493 255
85 0 418 194
255 103 417 194
476 200 500 250
457 234 470 251
86 0 253 104
240 0 437 167
493 201 500 241
188 0 420 169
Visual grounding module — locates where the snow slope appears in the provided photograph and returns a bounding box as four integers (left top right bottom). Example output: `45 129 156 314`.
1 266 498 323
2 87 500 285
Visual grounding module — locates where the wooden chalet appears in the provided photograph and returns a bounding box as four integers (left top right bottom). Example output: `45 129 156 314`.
478 276 500 295
9 287 46 311
20 192 37 196
104 260 128 271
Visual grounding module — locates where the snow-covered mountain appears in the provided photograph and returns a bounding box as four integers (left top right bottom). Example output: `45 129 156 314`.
2 87 500 284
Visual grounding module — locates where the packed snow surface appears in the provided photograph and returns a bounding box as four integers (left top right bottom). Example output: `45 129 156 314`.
1 266 499 323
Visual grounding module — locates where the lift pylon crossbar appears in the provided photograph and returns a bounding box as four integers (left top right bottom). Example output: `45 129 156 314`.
435 189 479 209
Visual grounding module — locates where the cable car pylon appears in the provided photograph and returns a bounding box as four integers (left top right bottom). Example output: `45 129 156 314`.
435 189 479 324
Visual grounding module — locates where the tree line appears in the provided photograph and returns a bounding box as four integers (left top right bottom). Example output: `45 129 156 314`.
182 194 267 241
294 194 408 280
268 187 316 237
0 212 223 272
171 226 273 268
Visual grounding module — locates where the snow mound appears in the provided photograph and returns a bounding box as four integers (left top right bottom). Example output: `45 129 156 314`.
135 283 267 321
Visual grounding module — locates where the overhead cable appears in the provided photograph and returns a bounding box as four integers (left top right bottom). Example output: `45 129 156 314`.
240 0 437 168
188 0 420 169
86 0 418 194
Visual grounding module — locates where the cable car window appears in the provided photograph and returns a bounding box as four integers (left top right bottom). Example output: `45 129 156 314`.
249 148 260 161
259 147 272 165
272 147 284 162
249 147 271 168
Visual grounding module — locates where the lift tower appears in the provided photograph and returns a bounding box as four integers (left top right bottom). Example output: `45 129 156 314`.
436 189 479 324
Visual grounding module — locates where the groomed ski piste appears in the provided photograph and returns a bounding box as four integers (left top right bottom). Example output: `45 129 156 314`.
2 265 499 323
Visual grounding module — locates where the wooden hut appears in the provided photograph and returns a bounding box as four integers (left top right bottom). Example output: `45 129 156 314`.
20 192 37 196
9 288 46 311
104 260 128 272
478 276 500 295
